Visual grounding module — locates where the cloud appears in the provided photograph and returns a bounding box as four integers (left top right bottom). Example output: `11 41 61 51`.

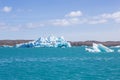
69 18 87 24
26 23 45 29
0 22 44 31
2 6 12 12
50 19 70 26
65 11 83 17
112 11 120 19
50 18 107 26
88 19 107 24
100 11 120 23
100 13 112 19
61 10 120 25
49 18 88 26
50 10 110 26
1 10 120 31
0 22 22 32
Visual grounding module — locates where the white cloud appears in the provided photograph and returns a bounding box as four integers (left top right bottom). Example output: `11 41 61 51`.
1 10 120 31
69 18 87 24
51 19 70 26
26 23 45 28
2 6 12 12
68 18 80 24
0 23 22 32
88 19 107 24
100 11 120 23
65 11 83 17
49 17 108 26
0 22 45 31
112 11 120 18
112 11 120 23
50 18 88 26
101 13 112 19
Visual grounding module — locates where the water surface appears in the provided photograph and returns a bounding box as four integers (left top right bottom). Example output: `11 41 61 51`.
0 47 120 80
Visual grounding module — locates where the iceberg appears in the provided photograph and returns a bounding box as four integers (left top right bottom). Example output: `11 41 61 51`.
15 35 71 48
0 45 13 48
85 43 114 53
118 50 120 52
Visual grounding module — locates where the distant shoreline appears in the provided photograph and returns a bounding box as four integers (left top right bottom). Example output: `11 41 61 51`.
0 40 120 46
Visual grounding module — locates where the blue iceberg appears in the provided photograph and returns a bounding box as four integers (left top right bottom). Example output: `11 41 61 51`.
85 43 114 53
118 50 120 52
15 35 71 48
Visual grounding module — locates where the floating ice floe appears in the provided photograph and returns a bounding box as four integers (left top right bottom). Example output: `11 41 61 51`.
0 45 13 48
85 43 114 53
114 46 120 48
111 45 120 48
118 50 120 52
15 35 71 48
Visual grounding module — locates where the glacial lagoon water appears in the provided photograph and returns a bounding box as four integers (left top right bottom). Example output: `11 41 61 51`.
0 47 120 80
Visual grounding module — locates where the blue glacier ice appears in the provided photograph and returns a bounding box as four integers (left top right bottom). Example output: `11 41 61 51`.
15 35 71 48
85 43 114 53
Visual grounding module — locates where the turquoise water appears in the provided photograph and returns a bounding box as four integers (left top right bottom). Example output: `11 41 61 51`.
0 47 120 80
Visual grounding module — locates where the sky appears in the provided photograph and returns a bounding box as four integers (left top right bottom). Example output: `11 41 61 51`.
0 0 120 41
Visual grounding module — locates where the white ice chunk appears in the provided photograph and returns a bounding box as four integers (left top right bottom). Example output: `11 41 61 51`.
0 45 13 48
86 43 114 53
118 50 120 52
113 46 120 48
